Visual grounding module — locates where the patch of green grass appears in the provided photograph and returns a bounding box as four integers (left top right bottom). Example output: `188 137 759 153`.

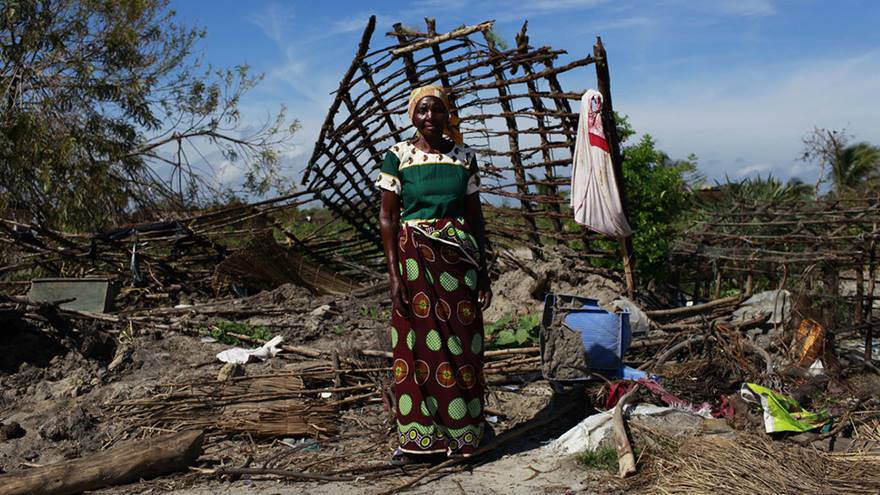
359 305 388 322
332 324 347 336
575 445 618 472
198 320 273 346
810 389 842 409
485 313 541 349
275 207 342 241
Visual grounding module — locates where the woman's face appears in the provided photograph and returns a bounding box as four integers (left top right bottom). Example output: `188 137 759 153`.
412 96 449 139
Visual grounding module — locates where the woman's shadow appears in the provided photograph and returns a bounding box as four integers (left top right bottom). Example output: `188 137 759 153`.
476 377 597 464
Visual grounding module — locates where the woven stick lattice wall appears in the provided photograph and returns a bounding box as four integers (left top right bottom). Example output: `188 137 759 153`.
671 196 880 361
303 16 621 260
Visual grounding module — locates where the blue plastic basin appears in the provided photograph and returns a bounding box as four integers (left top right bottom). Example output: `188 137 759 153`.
540 293 631 376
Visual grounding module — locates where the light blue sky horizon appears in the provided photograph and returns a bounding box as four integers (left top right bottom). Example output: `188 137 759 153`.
170 0 880 191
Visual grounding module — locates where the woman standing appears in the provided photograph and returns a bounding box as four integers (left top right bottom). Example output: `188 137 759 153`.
376 85 492 463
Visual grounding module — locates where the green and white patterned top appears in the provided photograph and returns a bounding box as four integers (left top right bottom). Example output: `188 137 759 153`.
375 140 480 222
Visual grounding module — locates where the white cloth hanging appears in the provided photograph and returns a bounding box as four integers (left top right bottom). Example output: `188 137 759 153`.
570 89 632 238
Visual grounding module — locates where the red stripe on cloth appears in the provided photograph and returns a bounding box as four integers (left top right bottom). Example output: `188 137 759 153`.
589 132 609 152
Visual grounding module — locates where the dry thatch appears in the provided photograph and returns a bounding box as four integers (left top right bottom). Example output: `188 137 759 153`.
109 373 339 441
214 231 361 296
650 434 880 495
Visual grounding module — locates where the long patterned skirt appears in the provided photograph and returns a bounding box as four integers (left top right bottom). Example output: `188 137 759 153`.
391 219 485 456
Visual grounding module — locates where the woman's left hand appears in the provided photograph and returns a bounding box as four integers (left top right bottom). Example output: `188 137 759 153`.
477 272 492 311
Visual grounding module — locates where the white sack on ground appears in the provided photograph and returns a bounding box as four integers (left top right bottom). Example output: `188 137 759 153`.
542 404 719 456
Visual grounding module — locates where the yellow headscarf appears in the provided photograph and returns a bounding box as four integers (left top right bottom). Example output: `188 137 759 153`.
407 85 463 144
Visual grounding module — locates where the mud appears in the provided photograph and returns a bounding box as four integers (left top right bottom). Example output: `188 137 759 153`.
485 255 626 323
0 282 398 475
242 283 314 307
0 332 221 471
541 321 589 380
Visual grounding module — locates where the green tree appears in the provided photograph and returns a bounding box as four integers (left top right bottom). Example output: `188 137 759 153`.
700 174 813 210
622 136 698 283
0 0 297 230
594 115 697 284
830 143 880 196
801 128 880 197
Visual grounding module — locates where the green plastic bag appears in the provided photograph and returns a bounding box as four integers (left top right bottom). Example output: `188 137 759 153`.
741 383 830 433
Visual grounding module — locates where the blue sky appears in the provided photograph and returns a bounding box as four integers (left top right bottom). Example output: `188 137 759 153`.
170 0 880 189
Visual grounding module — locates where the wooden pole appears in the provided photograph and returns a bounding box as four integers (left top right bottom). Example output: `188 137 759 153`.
612 384 639 478
593 37 636 298
0 430 204 495
483 30 544 255
866 238 876 363
856 257 864 326
515 21 564 234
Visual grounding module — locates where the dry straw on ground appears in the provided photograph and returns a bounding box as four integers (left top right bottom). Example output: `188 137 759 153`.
650 434 880 495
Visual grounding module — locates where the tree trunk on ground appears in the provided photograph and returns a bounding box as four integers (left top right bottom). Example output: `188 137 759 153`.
0 430 204 495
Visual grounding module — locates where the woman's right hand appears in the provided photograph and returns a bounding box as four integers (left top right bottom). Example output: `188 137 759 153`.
389 272 410 315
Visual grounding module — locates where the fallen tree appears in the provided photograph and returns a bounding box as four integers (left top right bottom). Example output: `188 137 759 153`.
0 430 204 495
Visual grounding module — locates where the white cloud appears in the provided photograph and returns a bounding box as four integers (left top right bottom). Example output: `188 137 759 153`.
330 13 383 34
595 15 658 30
519 0 607 10
658 0 777 18
735 163 773 176
407 0 470 11
625 49 880 182
247 3 296 45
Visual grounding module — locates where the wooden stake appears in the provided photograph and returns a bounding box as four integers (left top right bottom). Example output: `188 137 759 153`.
867 239 876 363
594 37 636 299
612 384 639 478
856 259 864 326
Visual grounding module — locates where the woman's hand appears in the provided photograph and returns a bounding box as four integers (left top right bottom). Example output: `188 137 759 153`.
390 271 410 315
477 271 492 311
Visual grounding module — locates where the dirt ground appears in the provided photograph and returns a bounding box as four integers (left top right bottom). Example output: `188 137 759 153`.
3 279 879 494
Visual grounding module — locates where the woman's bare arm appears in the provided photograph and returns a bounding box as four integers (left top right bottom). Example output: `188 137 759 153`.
464 192 492 310
379 190 409 313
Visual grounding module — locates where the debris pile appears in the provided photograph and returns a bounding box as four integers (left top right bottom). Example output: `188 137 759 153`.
0 191 366 308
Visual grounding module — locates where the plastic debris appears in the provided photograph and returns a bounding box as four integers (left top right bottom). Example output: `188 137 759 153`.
607 379 731 419
793 319 825 367
610 296 651 336
543 404 714 456
740 382 830 433
216 335 284 364
732 290 791 326
807 359 826 376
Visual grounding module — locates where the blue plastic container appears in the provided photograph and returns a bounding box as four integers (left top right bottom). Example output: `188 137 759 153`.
540 294 631 377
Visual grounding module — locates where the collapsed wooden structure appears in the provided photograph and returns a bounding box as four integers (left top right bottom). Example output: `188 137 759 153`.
303 16 631 272
0 191 363 302
673 196 880 361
